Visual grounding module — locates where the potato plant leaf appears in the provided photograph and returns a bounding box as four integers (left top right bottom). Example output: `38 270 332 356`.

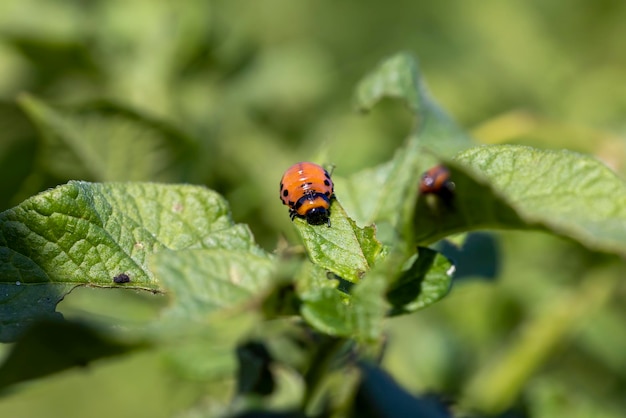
0 181 258 341
147 251 268 384
413 160 525 244
354 52 471 155
457 145 626 255
340 52 474 236
149 249 274 321
386 247 454 316
294 201 383 284
0 283 71 342
158 311 260 382
416 145 626 256
298 262 388 342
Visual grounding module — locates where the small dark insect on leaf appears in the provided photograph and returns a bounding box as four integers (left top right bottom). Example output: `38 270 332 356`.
113 273 131 284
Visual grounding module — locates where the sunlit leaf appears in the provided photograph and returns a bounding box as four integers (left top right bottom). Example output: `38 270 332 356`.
416 145 626 256
293 201 383 284
341 52 474 236
298 262 388 342
0 181 256 341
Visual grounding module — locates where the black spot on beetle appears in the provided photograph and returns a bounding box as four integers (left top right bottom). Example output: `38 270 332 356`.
324 179 330 187
113 273 131 284
282 189 289 197
294 200 303 210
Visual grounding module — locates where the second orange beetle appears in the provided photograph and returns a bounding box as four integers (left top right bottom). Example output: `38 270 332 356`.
279 162 335 226
419 164 456 209
419 164 454 195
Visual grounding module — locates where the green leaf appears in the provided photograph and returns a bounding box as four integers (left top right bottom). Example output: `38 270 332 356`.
0 283 71 342
340 53 474 237
386 247 454 316
142 247 274 383
285 54 496 335
298 262 388 342
113 249 270 385
149 249 274 320
0 318 146 391
298 263 352 337
0 181 256 341
416 145 626 256
294 201 383 284
159 311 259 382
355 52 421 114
301 244 452 337
458 145 626 254
18 94 198 182
354 52 473 156
333 162 395 230
413 160 524 244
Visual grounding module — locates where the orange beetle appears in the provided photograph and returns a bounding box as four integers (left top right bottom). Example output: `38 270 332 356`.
279 162 334 226
419 164 455 196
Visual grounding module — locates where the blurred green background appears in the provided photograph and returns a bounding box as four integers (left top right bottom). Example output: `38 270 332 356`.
0 0 625 417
